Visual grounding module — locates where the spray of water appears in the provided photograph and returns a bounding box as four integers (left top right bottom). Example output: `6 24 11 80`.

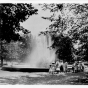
24 32 56 68
12 27 56 68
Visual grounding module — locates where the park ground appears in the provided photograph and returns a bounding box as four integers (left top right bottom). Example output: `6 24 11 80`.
0 68 88 85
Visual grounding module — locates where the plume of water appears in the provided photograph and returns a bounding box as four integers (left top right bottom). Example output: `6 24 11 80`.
24 32 56 68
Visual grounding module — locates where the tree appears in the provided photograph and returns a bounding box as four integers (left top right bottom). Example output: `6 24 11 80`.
0 3 38 66
51 34 73 63
0 3 38 42
41 3 88 62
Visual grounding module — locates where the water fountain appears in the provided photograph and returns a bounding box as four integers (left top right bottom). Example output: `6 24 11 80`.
2 31 56 72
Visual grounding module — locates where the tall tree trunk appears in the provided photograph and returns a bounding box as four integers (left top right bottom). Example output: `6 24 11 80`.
1 57 3 67
0 40 3 67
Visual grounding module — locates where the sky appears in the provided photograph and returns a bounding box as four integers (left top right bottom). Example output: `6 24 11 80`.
20 4 52 35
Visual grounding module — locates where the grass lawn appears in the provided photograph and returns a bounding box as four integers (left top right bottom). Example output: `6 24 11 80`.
0 69 88 85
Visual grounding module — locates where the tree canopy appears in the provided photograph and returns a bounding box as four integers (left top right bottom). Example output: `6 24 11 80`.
0 3 38 66
0 3 38 42
41 3 88 61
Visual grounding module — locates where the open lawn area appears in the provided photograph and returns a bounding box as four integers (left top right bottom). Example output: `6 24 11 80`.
0 69 88 85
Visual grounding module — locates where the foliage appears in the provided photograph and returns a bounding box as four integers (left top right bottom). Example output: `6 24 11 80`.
0 34 32 62
52 34 73 62
0 3 38 42
41 3 88 61
0 3 38 64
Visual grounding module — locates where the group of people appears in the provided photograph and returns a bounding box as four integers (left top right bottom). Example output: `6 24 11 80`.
49 60 68 74
72 61 84 73
49 60 84 74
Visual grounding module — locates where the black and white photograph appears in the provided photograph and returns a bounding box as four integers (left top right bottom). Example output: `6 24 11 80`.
1 0 88 85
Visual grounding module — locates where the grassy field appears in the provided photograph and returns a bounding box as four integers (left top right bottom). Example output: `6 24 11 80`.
0 61 88 85
0 69 88 85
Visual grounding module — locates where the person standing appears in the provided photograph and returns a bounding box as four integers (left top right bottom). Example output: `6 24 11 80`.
60 60 64 72
55 60 60 73
63 62 68 72
49 63 56 74
72 61 78 73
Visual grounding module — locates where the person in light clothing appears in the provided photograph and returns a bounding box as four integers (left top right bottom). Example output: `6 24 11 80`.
55 60 60 73
49 63 56 74
59 60 64 72
63 62 68 72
